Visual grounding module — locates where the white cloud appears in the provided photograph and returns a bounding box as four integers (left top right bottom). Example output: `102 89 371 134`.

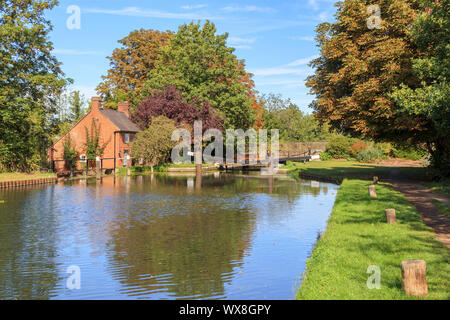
222 6 276 13
85 6 218 20
289 36 315 41
52 49 105 55
286 55 319 67
251 67 309 76
308 0 319 10
257 79 306 88
181 4 207 10
318 11 329 21
232 45 252 50
228 36 256 44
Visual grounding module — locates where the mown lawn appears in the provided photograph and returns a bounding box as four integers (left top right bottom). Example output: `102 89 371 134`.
286 160 427 181
0 172 56 182
296 179 449 300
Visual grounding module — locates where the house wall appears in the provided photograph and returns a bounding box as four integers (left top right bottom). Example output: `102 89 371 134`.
49 98 135 172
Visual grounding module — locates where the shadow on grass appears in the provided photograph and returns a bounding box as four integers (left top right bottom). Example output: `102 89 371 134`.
295 162 428 182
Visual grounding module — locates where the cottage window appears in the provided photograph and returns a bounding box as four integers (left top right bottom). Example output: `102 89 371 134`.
80 154 87 162
124 133 130 144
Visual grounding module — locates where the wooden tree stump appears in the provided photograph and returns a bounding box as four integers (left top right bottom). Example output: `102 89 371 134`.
401 260 428 298
385 209 396 224
368 185 377 198
373 176 379 184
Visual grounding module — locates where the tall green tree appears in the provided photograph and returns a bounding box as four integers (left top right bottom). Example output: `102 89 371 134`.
307 0 424 143
68 90 86 122
261 93 330 142
144 21 255 129
0 0 69 171
390 0 450 175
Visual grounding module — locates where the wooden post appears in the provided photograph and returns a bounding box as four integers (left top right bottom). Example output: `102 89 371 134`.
373 176 379 184
368 185 377 198
385 209 396 224
96 156 101 180
402 260 428 298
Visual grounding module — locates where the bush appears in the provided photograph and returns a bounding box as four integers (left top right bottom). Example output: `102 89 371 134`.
319 151 332 161
325 136 356 159
350 141 367 156
391 144 427 160
356 146 384 162
376 142 393 156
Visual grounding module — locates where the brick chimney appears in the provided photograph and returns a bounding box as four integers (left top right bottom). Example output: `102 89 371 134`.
91 97 102 113
118 101 130 118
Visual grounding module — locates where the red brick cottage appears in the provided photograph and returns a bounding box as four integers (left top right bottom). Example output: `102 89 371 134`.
48 97 141 173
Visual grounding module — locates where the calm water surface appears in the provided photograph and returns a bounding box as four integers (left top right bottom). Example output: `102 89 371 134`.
0 173 338 300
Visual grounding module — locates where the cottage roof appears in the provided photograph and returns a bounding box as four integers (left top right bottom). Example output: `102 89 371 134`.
100 109 141 132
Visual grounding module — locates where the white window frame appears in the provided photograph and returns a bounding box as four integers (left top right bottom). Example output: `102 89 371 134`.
80 154 87 162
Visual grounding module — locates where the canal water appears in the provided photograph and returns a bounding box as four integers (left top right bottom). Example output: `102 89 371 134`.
0 173 338 300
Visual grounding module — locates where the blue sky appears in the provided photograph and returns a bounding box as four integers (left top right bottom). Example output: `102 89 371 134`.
47 0 337 112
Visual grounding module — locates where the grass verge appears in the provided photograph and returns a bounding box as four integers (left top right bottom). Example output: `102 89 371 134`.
286 160 427 181
425 179 450 199
0 172 56 182
432 199 450 217
296 178 449 300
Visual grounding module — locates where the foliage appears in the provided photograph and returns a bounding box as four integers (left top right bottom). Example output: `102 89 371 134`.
390 0 450 175
319 151 332 161
391 143 427 160
62 134 77 160
432 200 450 217
84 119 104 159
132 86 222 131
97 29 173 108
350 141 368 156
324 135 357 159
68 90 86 122
131 116 177 167
297 179 449 300
307 0 425 143
260 93 331 142
376 142 393 156
0 0 70 172
144 21 255 129
356 146 384 162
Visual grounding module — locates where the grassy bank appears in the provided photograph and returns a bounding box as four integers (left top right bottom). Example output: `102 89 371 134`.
432 199 450 217
296 179 449 299
425 180 450 198
0 172 56 182
285 160 427 181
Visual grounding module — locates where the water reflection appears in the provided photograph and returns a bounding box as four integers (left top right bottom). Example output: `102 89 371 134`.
0 173 338 299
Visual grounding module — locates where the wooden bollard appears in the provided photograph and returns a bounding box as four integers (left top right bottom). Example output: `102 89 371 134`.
401 260 428 297
385 209 396 224
368 185 377 198
373 176 379 184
